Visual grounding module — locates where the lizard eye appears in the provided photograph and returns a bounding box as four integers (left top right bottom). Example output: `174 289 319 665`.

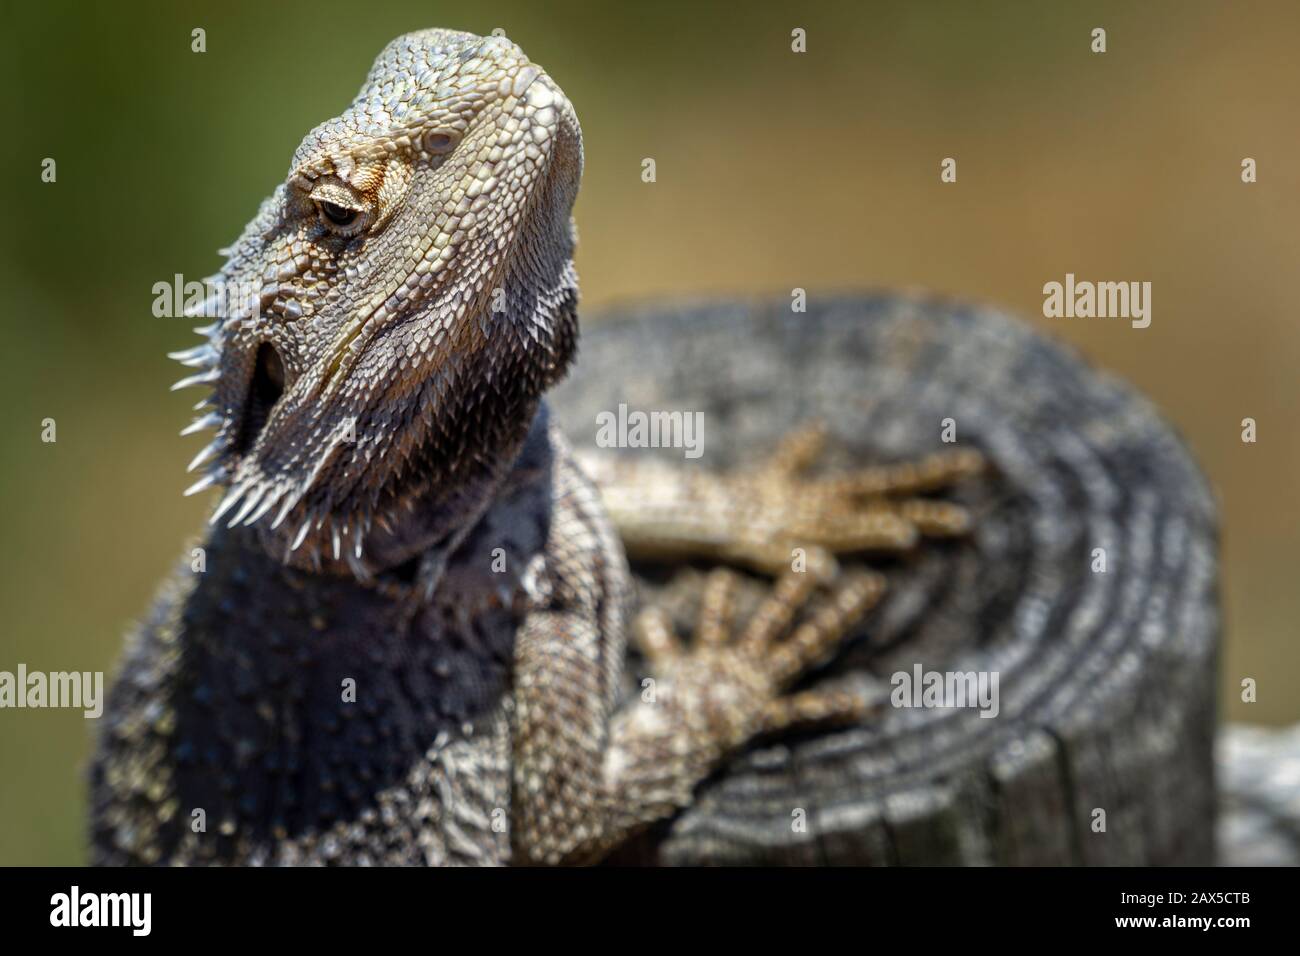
317 200 359 227
422 129 459 155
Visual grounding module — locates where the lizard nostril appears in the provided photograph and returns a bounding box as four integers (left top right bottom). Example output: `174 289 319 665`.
235 343 286 455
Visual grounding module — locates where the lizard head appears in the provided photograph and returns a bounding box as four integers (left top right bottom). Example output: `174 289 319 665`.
169 29 582 576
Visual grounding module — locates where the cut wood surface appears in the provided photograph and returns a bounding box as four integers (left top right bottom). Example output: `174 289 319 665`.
552 295 1221 865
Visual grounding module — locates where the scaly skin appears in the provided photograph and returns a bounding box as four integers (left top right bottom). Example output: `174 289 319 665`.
91 29 883 866
577 423 984 574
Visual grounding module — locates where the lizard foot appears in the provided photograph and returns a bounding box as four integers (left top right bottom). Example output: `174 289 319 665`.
727 421 985 573
631 551 886 746
579 419 984 575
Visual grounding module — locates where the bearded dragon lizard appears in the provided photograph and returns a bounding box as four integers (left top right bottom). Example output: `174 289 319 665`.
91 29 977 866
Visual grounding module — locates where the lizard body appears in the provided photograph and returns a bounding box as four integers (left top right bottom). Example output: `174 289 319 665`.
91 29 897 866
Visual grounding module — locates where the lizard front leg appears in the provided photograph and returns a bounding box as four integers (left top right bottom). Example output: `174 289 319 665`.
579 421 985 574
511 548 883 865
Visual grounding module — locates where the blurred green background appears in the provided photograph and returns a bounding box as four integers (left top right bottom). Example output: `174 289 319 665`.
2 1 1297 864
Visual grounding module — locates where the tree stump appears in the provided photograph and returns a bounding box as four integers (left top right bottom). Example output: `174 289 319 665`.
551 295 1220 865
1217 723 1300 866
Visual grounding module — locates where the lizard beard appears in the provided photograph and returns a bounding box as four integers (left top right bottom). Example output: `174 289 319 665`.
249 295 576 584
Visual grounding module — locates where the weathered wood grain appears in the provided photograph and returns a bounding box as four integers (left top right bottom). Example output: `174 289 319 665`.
1218 724 1300 866
552 295 1220 866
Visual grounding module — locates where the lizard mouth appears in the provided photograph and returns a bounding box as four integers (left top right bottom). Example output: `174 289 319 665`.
235 342 286 456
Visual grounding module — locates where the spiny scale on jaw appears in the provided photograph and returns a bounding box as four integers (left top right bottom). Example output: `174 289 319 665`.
172 316 229 493
167 29 584 578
